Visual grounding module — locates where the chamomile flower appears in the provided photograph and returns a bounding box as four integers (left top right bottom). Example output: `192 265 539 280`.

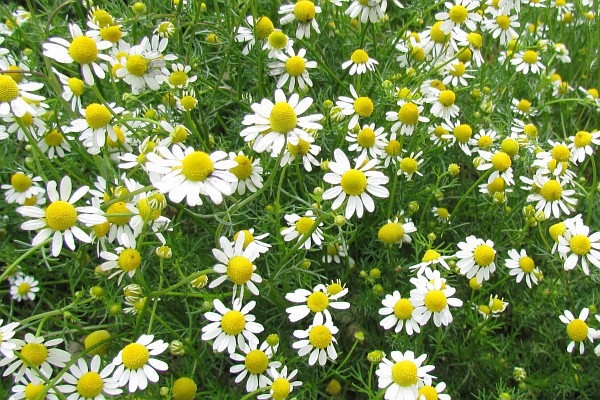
38 128 73 159
469 128 498 151
281 136 321 171
292 313 339 366
52 68 85 112
281 210 324 250
559 308 597 354
345 0 388 23
387 100 429 136
398 151 425 181
16 176 106 257
557 218 600 275
9 369 59 400
456 236 497 283
335 84 375 130
376 350 435 400
477 150 515 185
201 298 263 354
381 133 402 167
240 89 323 155
0 333 71 383
524 175 577 219
441 60 475 87
176 90 198 112
263 30 294 58
341 49 379 75
229 341 281 393
410 271 463 327
68 102 124 149
235 16 275 55
10 274 39 302
286 283 350 324
257 366 302 400
229 151 264 195
0 74 45 117
154 21 175 38
505 249 540 288
99 245 143 285
511 50 545 74
568 130 600 164
164 63 197 89
323 244 348 264
56 355 122 399
111 334 168 393
441 119 472 155
420 21 460 58
210 232 262 302
322 149 390 219
233 228 271 254
409 249 452 275
145 144 237 207
424 88 460 120
0 319 19 359
379 291 421 335
346 123 387 159
279 1 322 40
458 31 484 66
2 172 44 205
436 0 481 35
432 206 451 223
378 217 417 247
483 8 520 45
268 47 317 93
418 382 451 400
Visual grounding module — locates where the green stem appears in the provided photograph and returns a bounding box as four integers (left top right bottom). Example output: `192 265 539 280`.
0 239 51 282
451 170 491 220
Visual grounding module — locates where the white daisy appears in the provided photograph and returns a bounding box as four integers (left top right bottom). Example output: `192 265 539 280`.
398 151 425 181
111 334 169 393
279 1 322 40
99 244 143 285
257 366 302 400
229 341 281 393
281 136 321 172
335 85 375 130
67 102 124 149
409 249 452 276
523 175 577 219
163 63 197 89
510 50 545 74
559 308 597 354
386 99 429 136
281 210 324 250
341 49 379 75
377 217 417 247
436 0 481 35
52 68 85 112
410 269 463 327
0 74 45 117
202 298 263 354
263 29 295 58
16 176 106 257
346 123 387 159
477 150 515 185
345 0 387 23
568 130 600 165
376 350 435 400
0 319 20 359
456 235 497 283
9 369 59 400
557 217 600 275
2 172 45 205
10 275 39 302
232 228 271 255
483 8 520 45
424 88 460 120
56 355 122 399
229 152 264 195
235 16 275 55
379 291 422 335
292 313 339 366
505 249 541 288
268 47 317 93
322 149 390 219
285 283 350 324
38 128 73 159
441 60 475 87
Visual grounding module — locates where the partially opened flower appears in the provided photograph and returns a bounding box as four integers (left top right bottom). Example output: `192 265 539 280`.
268 47 317 93
379 291 422 335
279 1 322 40
285 282 350 324
229 341 281 393
376 350 435 400
292 313 339 366
56 355 122 399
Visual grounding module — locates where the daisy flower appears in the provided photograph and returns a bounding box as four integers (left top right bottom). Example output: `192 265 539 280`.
345 0 388 23
424 88 460 120
154 21 175 38
201 298 263 354
568 130 600 164
482 8 520 45
240 89 323 155
335 85 375 130
235 16 275 55
292 313 339 366
523 175 577 219
410 269 463 327
38 128 73 159
456 236 497 283
557 217 600 275
229 341 281 393
145 144 237 207
3 107 47 141
409 249 452 276
436 0 481 35
233 228 271 255
510 50 545 74
268 47 317 93
377 217 417 247
505 249 541 288
263 30 294 58
16 176 106 257
281 136 321 171
469 128 498 151
68 102 124 149
341 49 379 75
477 150 515 185
420 21 460 58
346 123 387 159
0 333 71 383
379 291 422 335
42 23 113 83
376 350 435 400
279 1 322 40
380 133 402 167
441 119 472 155
418 382 451 400
163 63 197 89
286 282 350 324
432 206 451 223
398 151 425 181
257 366 302 400
111 334 168 393
229 152 264 195
441 60 475 87
322 149 390 219
0 319 20 359
9 369 59 400
56 355 122 399
281 210 324 250
99 245 143 285
559 308 597 354
52 68 85 112
387 100 430 136
0 74 45 117
10 275 39 302
2 172 45 205
210 232 262 302
323 243 348 264
176 90 198 112
458 31 484 66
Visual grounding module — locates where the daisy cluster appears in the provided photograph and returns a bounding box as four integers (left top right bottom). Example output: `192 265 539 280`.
0 0 599 398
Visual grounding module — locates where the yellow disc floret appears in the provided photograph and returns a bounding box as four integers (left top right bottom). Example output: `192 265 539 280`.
172 377 198 400
294 1 316 22
21 343 48 366
393 298 414 320
227 256 253 285
295 217 315 235
245 350 269 374
0 75 20 102
522 50 538 64
519 256 535 273
118 249 142 272
453 124 472 143
231 155 254 180
285 56 306 77
221 310 246 335
181 151 214 181
391 360 418 386
169 71 188 87
540 180 562 201
491 152 512 172
256 16 275 39
45 201 78 231
567 319 588 342
84 330 112 355
351 49 369 64
340 169 367 196
77 372 104 398
126 55 149 77
106 201 131 225
85 103 112 129
473 244 495 266
308 325 332 349
438 90 456 106
270 102 297 133
449 5 468 23
307 291 329 312
353 97 374 117
357 127 376 148
398 102 419 125
272 378 291 400
424 290 447 312
287 138 311 156
69 36 98 64
11 173 32 192
569 235 591 255
121 343 150 370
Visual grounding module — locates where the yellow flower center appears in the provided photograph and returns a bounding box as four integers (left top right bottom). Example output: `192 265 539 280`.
245 349 269 375
122 343 150 370
522 50 538 64
479 304 491 314
518 256 535 273
307 291 329 312
234 229 255 248
0 75 20 102
17 283 31 296
10 172 32 192
398 102 419 125
569 235 591 255
467 32 483 48
487 177 505 193
5 65 23 83
540 180 562 201
45 200 78 231
67 77 85 96
268 31 288 49
93 221 110 238
515 99 531 113
308 325 332 349
438 90 456 106
436 207 449 218
84 330 111 355
567 319 588 342
353 96 374 117
172 377 197 400
294 1 316 22
221 310 246 335
549 222 566 242
378 222 404 244
385 140 401 156
181 151 214 181
327 283 343 295
424 290 448 312
340 169 367 196
117 249 141 272
85 103 112 129
501 138 519 156
490 298 505 312
92 9 114 28
574 131 592 148
523 124 538 138
555 0 566 6
295 216 315 235
350 49 369 64
410 46 426 61
287 138 311 156
126 55 149 77
68 36 98 64
17 112 33 127
430 21 450 44
357 127 376 148
587 88 599 98
24 383 45 400
450 62 466 77
285 56 306 77
400 158 418 174
100 25 123 43
477 135 493 149
180 95 197 111
496 15 510 29
491 152 512 172
77 371 104 398
21 343 48 366
418 385 439 400
473 244 495 266
227 255 253 285
422 249 441 262
393 298 414 320
270 102 297 134
391 360 418 386
272 379 291 400
227 155 252 179
551 145 570 162
169 71 188 87
256 16 275 39
449 5 468 23
453 124 472 143
106 201 131 225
